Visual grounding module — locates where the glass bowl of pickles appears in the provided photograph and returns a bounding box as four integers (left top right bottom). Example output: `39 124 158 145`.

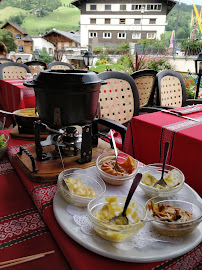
138 163 185 198
58 168 106 207
87 195 146 242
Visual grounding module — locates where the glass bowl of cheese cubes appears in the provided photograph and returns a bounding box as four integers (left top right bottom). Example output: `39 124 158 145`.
138 163 185 198
58 168 106 207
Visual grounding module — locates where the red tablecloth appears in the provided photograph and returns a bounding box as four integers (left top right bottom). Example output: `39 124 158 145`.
2 129 201 270
123 106 202 197
0 79 35 127
0 143 71 269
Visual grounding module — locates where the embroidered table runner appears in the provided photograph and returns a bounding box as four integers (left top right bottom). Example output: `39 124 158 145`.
171 105 202 115
0 147 70 269
3 129 202 270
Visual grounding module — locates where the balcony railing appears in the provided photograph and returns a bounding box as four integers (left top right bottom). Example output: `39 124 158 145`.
134 39 202 58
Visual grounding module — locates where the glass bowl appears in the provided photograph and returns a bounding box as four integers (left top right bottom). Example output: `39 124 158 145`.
145 194 202 237
87 196 146 242
138 163 185 198
96 152 138 185
0 133 9 159
58 168 106 207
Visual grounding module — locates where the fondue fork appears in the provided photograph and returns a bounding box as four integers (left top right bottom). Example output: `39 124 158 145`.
57 141 65 171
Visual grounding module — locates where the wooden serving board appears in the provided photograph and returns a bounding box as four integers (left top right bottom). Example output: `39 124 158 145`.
13 140 113 183
10 126 48 140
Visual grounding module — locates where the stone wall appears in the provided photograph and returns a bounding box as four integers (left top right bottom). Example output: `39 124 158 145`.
166 56 197 75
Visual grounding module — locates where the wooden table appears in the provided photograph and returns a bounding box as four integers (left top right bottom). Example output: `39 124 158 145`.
2 129 201 270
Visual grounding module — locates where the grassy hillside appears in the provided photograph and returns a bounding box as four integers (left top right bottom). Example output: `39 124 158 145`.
21 6 80 35
0 6 28 22
0 0 80 35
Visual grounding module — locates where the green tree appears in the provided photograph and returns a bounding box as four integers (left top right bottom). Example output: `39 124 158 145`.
9 14 26 25
38 47 53 64
176 27 186 39
0 29 17 52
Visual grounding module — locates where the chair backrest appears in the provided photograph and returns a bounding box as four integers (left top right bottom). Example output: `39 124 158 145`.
24 60 47 75
0 58 14 64
130 69 157 107
0 62 31 79
97 71 139 126
156 70 187 107
48 61 73 70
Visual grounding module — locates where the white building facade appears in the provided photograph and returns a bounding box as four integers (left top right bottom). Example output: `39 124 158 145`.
72 0 176 47
31 36 54 55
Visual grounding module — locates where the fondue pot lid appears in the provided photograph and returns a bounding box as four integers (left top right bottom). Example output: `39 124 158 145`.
29 69 104 85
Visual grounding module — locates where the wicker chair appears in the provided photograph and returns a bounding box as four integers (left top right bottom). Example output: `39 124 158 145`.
156 70 202 108
48 61 74 70
0 58 14 64
0 62 31 79
24 60 47 75
130 69 157 108
97 71 140 145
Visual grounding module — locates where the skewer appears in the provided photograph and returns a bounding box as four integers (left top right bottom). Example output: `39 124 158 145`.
161 109 200 122
0 250 55 269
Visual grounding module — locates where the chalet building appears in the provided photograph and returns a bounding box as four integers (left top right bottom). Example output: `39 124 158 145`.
72 0 176 47
42 29 81 55
1 22 33 54
42 29 87 67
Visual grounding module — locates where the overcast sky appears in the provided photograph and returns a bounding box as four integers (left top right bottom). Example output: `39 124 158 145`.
180 0 201 5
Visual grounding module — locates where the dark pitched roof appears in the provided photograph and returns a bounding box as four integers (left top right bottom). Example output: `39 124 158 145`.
43 29 80 44
22 35 33 41
1 21 28 34
71 0 176 14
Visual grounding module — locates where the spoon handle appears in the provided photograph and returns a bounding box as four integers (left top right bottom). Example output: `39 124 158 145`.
161 142 170 179
122 173 142 216
110 129 118 159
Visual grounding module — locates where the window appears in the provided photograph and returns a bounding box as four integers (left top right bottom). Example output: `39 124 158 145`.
16 34 21 39
132 32 141 39
117 32 126 39
18 46 23 52
90 18 96 24
132 4 145 10
105 19 111 24
89 32 97 38
105 5 111 10
90 4 96 10
103 32 111 39
149 19 156 24
119 18 125 24
134 19 141 24
147 4 161 11
147 32 156 39
120 4 126 11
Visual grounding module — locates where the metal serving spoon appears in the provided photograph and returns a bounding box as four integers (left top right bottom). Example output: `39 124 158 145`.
153 142 170 188
110 129 118 171
110 173 142 225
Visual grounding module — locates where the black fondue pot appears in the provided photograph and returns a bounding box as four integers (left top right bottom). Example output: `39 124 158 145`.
24 70 105 129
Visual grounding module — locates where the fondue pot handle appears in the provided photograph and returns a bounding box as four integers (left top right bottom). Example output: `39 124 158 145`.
23 80 38 87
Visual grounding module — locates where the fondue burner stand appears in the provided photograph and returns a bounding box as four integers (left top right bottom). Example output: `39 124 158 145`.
33 120 98 164
15 118 111 182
